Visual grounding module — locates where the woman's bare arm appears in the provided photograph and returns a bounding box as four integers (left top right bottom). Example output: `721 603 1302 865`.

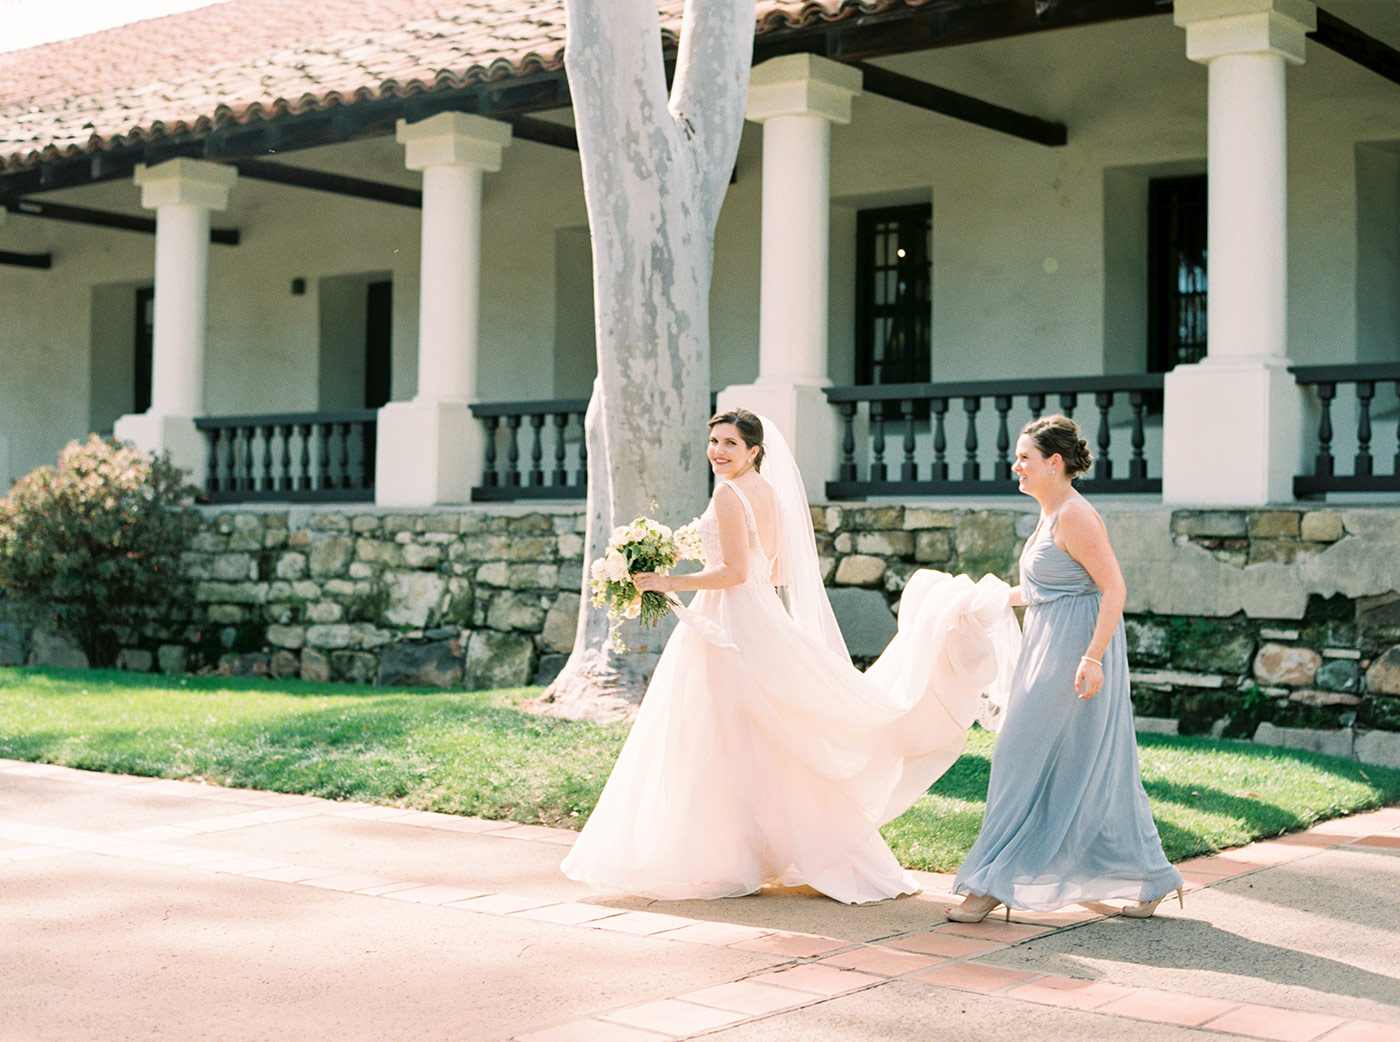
1055 500 1126 699
634 486 749 593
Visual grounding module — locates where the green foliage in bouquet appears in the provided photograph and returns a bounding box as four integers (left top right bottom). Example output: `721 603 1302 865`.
589 516 703 650
0 436 201 667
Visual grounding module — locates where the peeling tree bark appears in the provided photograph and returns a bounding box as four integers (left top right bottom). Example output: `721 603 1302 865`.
537 0 756 720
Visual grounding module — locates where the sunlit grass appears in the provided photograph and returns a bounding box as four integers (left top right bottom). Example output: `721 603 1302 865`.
0 667 627 827
882 727 1400 872
2 667 1397 872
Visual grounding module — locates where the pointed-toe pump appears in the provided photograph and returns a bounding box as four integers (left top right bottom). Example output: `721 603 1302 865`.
945 895 1011 923
1120 888 1185 919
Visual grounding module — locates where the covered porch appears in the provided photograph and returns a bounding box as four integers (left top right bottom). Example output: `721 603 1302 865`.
2 0 1399 508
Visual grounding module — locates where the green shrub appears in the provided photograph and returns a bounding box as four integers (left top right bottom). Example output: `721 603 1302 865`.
0 436 200 667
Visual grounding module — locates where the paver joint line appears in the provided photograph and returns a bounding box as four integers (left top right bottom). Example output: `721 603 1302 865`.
5 760 1397 1042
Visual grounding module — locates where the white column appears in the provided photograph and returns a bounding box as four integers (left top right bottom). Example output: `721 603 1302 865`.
717 54 862 500
114 158 237 485
1162 0 1315 505
376 112 512 507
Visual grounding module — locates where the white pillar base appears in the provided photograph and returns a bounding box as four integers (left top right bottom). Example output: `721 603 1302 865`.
1161 359 1305 506
374 399 483 507
716 382 836 502
112 412 208 488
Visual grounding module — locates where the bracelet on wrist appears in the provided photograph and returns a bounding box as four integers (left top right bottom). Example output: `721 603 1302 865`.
1080 655 1102 666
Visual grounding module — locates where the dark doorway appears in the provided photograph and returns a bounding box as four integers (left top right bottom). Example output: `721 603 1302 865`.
855 203 932 388
364 279 392 408
134 286 154 413
1147 175 1208 372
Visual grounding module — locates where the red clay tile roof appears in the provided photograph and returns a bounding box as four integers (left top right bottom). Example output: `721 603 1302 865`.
0 0 909 174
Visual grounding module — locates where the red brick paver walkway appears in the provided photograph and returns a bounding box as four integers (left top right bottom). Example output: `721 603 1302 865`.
2 758 1398 1042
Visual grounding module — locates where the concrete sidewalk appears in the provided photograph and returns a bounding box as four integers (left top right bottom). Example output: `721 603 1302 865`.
2 758 1397 1042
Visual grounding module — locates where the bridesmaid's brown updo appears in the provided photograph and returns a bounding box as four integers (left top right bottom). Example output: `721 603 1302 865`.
708 409 765 471
1021 414 1093 478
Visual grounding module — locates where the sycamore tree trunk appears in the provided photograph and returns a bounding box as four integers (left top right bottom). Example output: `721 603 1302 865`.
537 0 755 720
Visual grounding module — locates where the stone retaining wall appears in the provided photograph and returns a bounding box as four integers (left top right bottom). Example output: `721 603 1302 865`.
3 501 1398 765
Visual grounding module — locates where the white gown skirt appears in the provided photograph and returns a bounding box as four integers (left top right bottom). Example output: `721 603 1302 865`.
561 570 1020 905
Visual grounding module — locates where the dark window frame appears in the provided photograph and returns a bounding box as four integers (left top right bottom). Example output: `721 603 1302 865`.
855 203 932 388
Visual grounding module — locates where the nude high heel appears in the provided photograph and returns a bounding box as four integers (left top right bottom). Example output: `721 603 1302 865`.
945 894 1012 923
1120 888 1185 919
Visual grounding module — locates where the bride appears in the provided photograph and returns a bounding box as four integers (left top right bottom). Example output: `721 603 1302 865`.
560 409 1020 905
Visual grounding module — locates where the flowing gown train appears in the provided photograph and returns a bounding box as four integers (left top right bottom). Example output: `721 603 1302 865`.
561 479 1020 905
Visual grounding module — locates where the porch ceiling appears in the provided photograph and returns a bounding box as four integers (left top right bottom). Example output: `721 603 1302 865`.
0 0 1170 199
3 0 1394 205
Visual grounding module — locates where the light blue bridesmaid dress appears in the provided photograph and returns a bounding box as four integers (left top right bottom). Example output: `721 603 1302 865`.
953 502 1183 911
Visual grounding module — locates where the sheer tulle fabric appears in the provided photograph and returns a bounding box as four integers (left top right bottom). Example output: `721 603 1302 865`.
561 478 1020 905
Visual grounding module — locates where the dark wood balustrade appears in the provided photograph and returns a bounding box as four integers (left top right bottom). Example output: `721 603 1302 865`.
1292 363 1400 495
195 410 377 503
824 375 1165 499
469 399 589 501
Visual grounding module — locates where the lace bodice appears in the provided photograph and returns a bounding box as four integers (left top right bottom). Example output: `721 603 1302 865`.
696 480 775 588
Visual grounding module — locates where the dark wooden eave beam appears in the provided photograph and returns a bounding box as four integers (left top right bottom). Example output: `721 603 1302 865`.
854 61 1067 146
0 1 1168 200
3 198 240 245
233 159 422 207
1311 8 1400 89
504 115 578 152
753 0 1171 64
0 249 52 269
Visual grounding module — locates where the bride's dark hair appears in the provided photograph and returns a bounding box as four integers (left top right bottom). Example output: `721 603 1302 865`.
708 409 766 471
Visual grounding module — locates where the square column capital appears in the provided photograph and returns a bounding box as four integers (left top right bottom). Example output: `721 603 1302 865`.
397 112 513 172
1175 0 1316 63
134 158 237 211
747 54 863 124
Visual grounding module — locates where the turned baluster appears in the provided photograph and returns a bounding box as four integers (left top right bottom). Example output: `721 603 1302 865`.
930 399 948 481
553 413 570 487
901 399 918 482
1095 391 1113 481
994 395 1012 481
1313 382 1335 478
1355 380 1375 478
870 403 888 484
505 415 522 487
962 397 981 482
528 413 546 486
837 402 858 482
1129 391 1147 480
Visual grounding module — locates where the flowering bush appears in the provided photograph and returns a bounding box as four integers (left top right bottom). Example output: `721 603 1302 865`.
589 516 704 648
0 436 201 667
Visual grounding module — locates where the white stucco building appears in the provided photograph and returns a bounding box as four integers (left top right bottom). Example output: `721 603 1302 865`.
1 0 1397 508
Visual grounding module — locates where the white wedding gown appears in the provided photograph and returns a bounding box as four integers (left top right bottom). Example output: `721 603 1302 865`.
561 478 1021 905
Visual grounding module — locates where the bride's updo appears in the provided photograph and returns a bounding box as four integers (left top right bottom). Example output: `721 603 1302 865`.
1021 414 1093 477
708 409 765 471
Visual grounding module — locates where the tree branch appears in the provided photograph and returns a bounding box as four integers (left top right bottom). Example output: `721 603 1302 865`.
669 0 757 228
564 0 676 189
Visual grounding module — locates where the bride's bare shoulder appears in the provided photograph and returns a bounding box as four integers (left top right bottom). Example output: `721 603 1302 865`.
732 474 774 509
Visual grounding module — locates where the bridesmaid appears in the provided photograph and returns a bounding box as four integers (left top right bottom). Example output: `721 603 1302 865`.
948 415 1183 921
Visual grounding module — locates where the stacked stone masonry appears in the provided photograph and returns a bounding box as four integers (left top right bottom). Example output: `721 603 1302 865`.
3 503 1398 766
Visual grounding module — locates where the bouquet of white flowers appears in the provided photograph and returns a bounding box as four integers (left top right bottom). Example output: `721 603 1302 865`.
589 515 705 646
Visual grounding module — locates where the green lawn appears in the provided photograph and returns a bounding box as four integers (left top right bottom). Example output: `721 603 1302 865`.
2 666 1396 872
